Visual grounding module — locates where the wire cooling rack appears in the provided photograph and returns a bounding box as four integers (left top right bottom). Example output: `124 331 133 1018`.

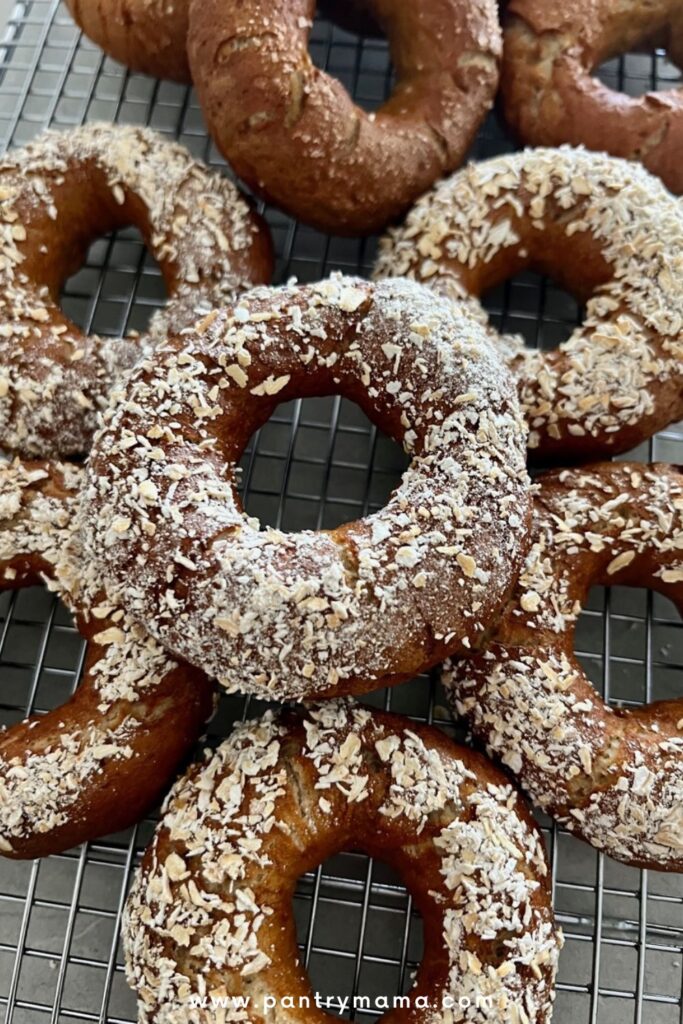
0 3 682 1022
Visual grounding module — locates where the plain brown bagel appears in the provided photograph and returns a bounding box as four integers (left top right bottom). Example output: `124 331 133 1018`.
187 0 502 234
65 0 191 81
502 0 683 194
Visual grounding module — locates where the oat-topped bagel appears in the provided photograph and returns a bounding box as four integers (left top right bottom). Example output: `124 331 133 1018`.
0 459 215 859
83 276 530 701
442 462 683 871
187 0 502 235
124 701 562 1024
502 0 683 194
375 147 683 461
0 123 273 457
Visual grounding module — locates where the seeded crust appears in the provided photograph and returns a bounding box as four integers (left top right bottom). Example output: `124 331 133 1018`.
442 462 683 871
82 275 531 701
374 147 683 461
0 123 273 457
501 0 683 194
65 0 191 81
0 458 215 859
124 701 562 1024
187 0 502 235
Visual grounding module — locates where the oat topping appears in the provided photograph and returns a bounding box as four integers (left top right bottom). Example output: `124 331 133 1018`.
123 701 562 1023
0 457 212 853
0 123 271 456
501 0 683 196
80 272 532 700
442 462 683 868
82 274 530 701
374 147 683 455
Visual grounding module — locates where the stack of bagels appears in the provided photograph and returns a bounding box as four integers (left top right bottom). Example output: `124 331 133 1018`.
1 1 682 1021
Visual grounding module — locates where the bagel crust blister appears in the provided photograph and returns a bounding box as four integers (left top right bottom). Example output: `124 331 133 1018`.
0 124 273 457
375 147 683 460
442 462 683 871
123 701 562 1024
82 276 531 701
0 458 215 859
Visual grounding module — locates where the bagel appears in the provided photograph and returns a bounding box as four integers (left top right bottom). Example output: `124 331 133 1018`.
442 462 683 871
82 276 531 701
65 0 381 82
187 0 502 234
502 0 683 194
0 123 273 457
0 458 215 859
375 147 683 461
65 0 191 81
123 701 562 1024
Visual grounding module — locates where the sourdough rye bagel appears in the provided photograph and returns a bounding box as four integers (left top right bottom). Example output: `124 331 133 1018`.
83 276 531 701
0 123 273 457
442 462 683 871
124 702 562 1024
187 0 502 234
65 0 192 81
375 147 683 461
501 0 683 193
0 459 215 859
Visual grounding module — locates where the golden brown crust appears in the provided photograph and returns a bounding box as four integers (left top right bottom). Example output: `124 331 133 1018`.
502 0 683 194
123 702 562 1024
187 0 502 235
65 0 191 81
0 459 215 859
442 462 683 871
374 147 683 461
82 276 531 702
0 124 273 457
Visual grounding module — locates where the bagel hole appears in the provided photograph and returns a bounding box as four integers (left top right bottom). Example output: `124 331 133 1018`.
595 41 681 97
317 0 383 40
60 225 166 337
310 5 393 114
295 850 424 1019
482 270 586 351
575 585 681 707
239 396 409 532
0 586 84 729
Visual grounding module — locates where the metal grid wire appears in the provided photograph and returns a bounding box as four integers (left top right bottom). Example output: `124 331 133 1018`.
0 3 682 1022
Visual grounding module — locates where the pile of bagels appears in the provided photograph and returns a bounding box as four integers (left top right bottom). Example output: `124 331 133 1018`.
1 1 682 1021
